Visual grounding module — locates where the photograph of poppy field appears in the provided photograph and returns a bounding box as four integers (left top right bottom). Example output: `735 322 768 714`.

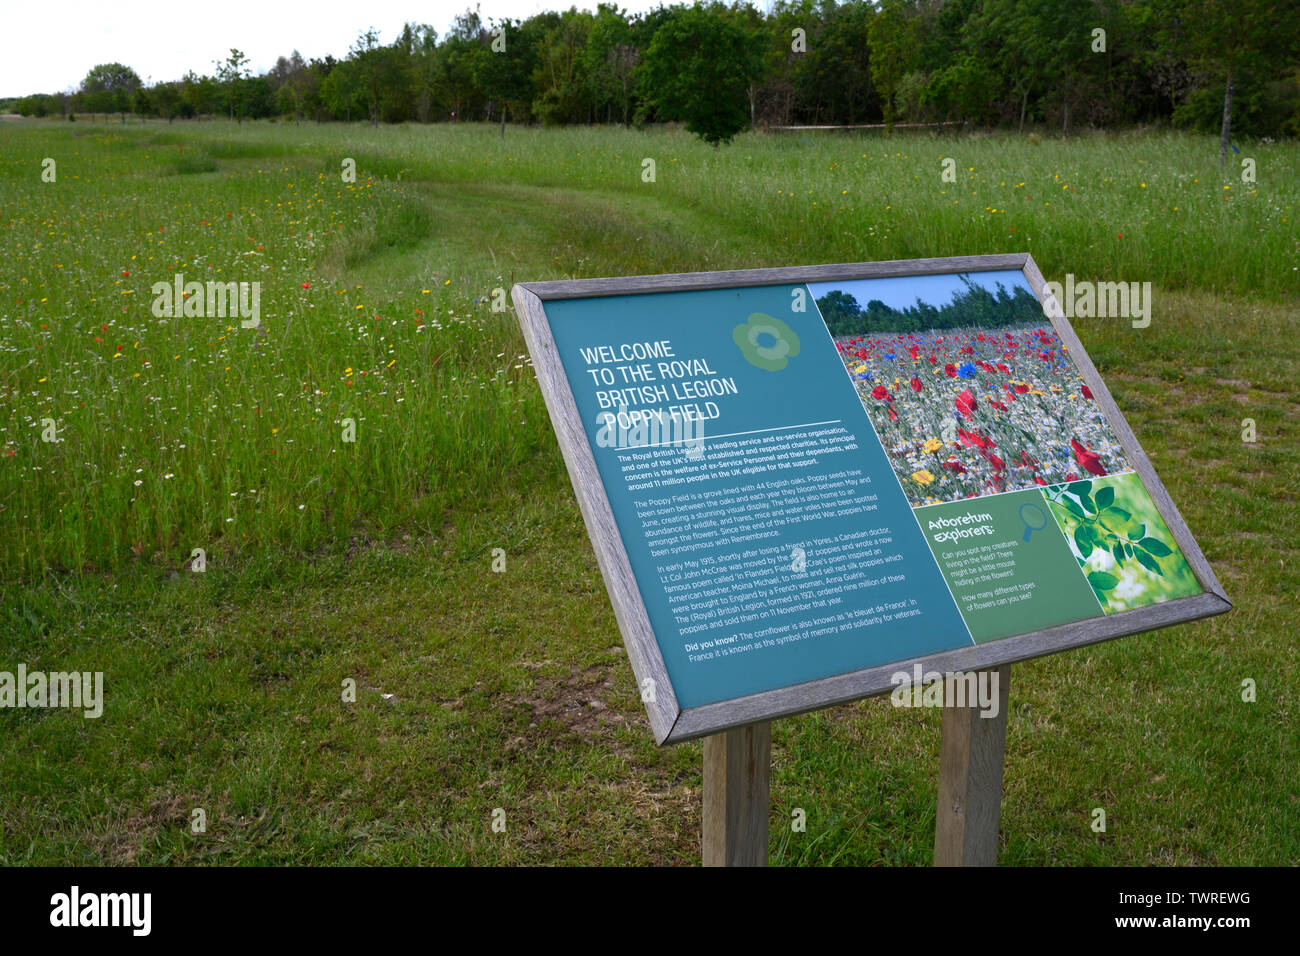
814 272 1132 507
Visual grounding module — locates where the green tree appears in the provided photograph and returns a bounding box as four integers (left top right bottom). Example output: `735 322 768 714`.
640 3 764 145
80 63 141 123
215 49 250 122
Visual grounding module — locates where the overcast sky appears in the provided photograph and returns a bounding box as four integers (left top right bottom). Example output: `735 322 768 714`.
4 0 686 96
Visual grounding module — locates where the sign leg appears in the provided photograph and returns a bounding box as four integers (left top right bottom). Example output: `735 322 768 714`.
934 664 1010 866
702 721 771 867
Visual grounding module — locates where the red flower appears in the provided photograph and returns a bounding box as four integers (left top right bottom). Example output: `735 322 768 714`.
928 354 938 364
1070 438 1107 477
871 384 890 401
1012 382 1029 393
1034 475 1047 486
957 428 995 449
1081 385 1093 399
887 405 898 422
944 363 957 377
990 400 1008 412
979 448 1006 471
301 282 311 289
956 389 977 419
942 458 967 474
996 363 1010 373
910 377 923 393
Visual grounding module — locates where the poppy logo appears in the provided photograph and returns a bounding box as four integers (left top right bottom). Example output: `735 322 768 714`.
733 313 800 371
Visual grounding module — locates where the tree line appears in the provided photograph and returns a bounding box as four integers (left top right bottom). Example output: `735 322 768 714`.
817 278 1045 335
8 0 1299 147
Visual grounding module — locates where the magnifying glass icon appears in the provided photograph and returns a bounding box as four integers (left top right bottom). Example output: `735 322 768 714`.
1019 502 1048 542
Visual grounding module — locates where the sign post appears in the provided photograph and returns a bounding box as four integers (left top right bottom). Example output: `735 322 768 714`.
702 721 771 867
934 663 1010 866
513 254 1230 865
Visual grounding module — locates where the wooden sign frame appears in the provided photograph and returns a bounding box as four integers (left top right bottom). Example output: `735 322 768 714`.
512 253 1231 747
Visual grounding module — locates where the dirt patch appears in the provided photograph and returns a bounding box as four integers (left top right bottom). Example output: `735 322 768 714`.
508 662 635 742
96 792 196 864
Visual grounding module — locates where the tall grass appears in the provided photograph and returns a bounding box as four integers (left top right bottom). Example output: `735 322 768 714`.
0 120 1294 578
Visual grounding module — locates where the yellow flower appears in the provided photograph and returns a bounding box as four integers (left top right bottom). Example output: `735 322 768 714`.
911 469 936 485
922 438 943 454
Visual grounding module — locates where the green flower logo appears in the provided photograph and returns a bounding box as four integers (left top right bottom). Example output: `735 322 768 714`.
733 313 801 371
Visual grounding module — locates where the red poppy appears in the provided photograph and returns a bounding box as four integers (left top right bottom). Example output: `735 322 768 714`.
1012 382 1030 393
1081 385 1093 399
944 363 957 378
996 363 1010 373
957 427 995 449
1070 438 1106 477
942 458 967 474
956 389 977 419
928 354 938 364
301 282 311 289
990 400 1008 412
1033 475 1047 486
871 384 890 401
887 405 898 422
979 448 1006 471
910 377 923 393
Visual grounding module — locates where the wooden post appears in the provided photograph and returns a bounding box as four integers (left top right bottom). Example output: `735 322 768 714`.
934 664 1010 866
702 721 771 866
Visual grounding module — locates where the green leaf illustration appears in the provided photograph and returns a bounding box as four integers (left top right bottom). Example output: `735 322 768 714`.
1062 497 1086 520
1088 571 1120 590
1134 549 1164 575
1068 481 1092 497
1095 485 1115 510
1109 507 1131 522
1139 537 1173 557
1075 525 1095 557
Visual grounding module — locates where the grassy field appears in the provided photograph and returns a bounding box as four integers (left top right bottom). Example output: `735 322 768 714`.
0 118 1296 864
